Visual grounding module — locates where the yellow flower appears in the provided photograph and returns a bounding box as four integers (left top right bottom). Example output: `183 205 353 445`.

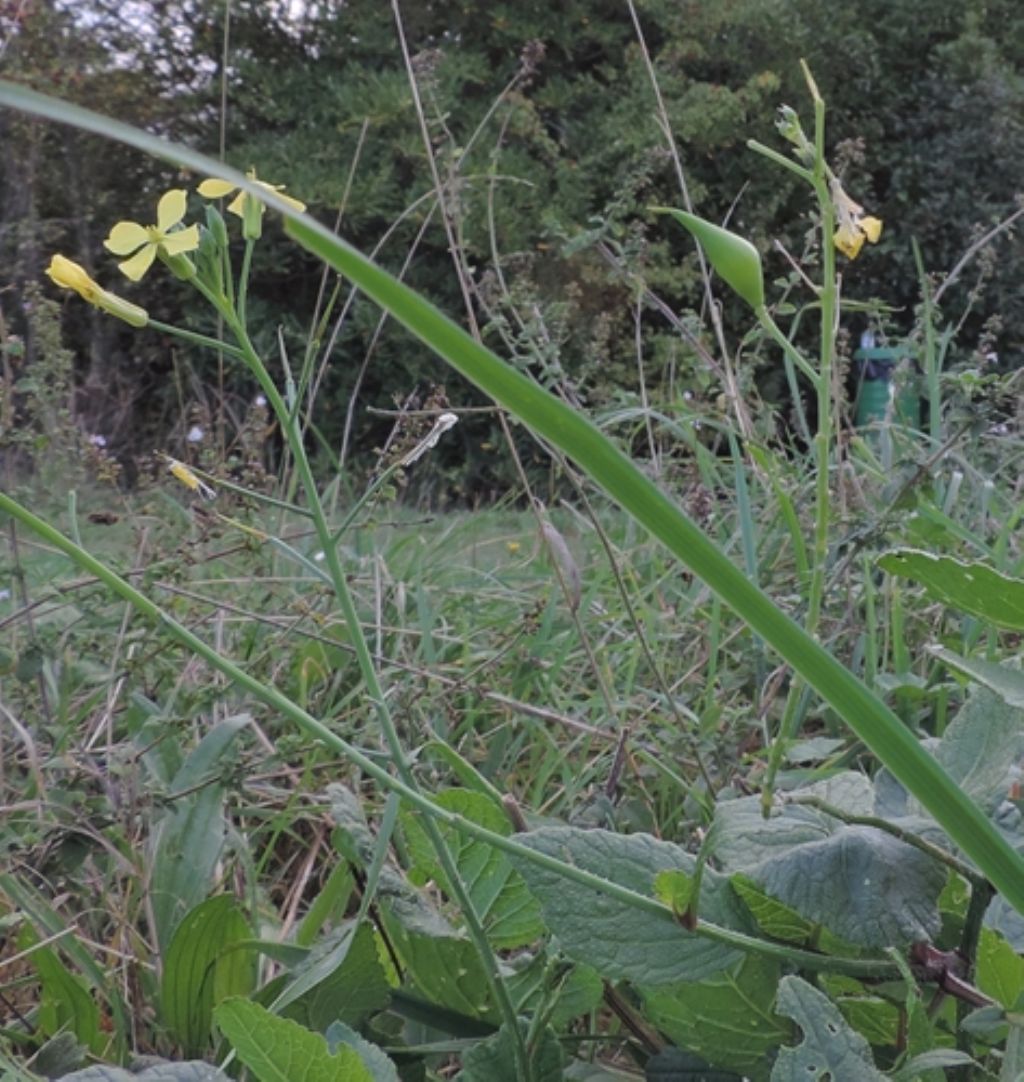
46 255 148 327
860 216 883 244
831 180 883 260
167 458 216 500
104 189 200 281
197 170 305 239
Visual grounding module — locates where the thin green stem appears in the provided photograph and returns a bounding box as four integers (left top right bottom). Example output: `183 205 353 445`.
761 74 837 815
746 139 813 184
755 308 820 387
147 318 245 360
238 237 255 326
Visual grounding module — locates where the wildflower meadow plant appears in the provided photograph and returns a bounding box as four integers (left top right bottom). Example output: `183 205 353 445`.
3 63 1024 1081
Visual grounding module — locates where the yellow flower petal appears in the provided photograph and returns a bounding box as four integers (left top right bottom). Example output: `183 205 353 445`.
104 221 149 255
198 178 237 198
161 224 201 255
46 254 98 300
252 178 306 213
117 244 158 282
275 190 306 213
156 189 188 231
834 223 865 260
861 216 883 244
226 191 250 219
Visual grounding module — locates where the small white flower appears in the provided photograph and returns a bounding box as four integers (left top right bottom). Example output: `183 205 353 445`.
255 394 267 407
88 434 108 448
313 550 325 562
186 425 205 443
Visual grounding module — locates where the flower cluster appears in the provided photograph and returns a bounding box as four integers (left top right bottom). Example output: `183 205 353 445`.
46 168 305 320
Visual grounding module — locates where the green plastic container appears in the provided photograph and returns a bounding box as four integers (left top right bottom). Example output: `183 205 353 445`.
853 346 920 428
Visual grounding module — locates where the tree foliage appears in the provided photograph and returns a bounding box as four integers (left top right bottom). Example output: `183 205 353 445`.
2 0 1022 489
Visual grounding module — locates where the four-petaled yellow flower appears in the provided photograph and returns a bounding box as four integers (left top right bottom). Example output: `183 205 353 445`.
46 255 148 327
104 189 200 281
831 180 883 260
197 169 306 218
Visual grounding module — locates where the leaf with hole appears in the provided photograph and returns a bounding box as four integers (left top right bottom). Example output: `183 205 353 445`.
878 549 1024 630
770 975 885 1081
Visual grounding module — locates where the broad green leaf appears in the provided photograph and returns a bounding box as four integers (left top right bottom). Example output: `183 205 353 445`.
401 789 544 949
754 825 944 948
711 784 945 948
161 895 255 1057
279 922 390 1030
835 993 899 1046
889 1050 977 1082
457 1021 563 1082
214 998 373 1082
986 895 1024 952
381 903 499 1022
31 1032 84 1079
932 685 1024 814
505 956 603 1029
324 1021 400 1082
0 874 130 1053
771 975 886 1081
977 928 1024 1009
730 875 815 944
19 926 102 1055
878 549 1024 630
56 1064 229 1082
150 715 250 949
656 208 765 309
930 646 1024 709
511 827 749 984
641 954 788 1080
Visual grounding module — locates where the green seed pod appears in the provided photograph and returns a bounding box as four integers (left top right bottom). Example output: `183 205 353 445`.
205 204 229 250
655 208 765 310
